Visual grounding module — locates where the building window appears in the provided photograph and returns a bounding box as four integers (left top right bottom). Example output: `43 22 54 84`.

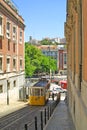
13 59 16 69
13 43 15 52
8 39 10 51
13 80 16 87
0 16 3 36
0 85 3 93
43 52 45 55
0 57 2 71
13 25 17 41
0 39 2 49
20 59 22 68
19 30 22 43
7 58 10 72
6 20 11 39
63 53 67 65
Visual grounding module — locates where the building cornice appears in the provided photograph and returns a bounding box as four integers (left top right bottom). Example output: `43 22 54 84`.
0 2 25 29
65 0 79 44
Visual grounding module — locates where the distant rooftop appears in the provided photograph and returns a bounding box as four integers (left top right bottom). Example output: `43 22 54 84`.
4 0 18 13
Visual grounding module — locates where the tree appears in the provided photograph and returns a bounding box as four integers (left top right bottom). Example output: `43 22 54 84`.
40 39 53 45
25 42 57 77
25 44 36 77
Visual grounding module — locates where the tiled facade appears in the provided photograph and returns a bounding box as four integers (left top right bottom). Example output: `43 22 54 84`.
65 0 87 130
0 0 25 104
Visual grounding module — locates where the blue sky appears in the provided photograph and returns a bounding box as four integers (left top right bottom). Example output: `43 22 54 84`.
13 0 66 42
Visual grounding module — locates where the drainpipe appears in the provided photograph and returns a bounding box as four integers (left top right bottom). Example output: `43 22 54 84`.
79 0 82 91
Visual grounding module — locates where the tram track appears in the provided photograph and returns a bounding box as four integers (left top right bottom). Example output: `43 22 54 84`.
0 100 54 130
0 105 43 130
0 105 37 123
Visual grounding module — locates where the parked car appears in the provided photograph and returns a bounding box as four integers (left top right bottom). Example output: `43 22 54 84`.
56 87 65 93
58 70 67 75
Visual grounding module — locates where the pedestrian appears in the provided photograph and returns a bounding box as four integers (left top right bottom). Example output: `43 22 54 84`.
52 92 54 100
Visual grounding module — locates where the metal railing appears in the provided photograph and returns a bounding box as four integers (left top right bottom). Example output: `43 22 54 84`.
24 95 60 130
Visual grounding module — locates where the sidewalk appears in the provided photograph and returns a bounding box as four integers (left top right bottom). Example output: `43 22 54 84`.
0 100 28 118
44 97 76 130
0 95 76 130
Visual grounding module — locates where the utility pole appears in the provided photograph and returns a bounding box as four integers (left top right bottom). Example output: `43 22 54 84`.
7 79 9 105
48 45 51 82
6 73 9 105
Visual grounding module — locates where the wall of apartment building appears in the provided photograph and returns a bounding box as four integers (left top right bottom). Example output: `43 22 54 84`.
82 0 87 81
65 0 87 130
0 0 25 103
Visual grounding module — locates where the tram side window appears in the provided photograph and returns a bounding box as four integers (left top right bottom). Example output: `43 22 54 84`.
29 88 31 95
41 89 44 96
29 88 34 96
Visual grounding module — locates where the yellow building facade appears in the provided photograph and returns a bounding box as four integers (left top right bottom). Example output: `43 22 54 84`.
65 0 87 130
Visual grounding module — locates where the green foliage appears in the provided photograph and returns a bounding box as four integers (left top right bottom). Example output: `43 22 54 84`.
40 39 53 45
25 42 57 77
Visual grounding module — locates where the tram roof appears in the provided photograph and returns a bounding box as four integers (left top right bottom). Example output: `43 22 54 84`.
33 79 49 87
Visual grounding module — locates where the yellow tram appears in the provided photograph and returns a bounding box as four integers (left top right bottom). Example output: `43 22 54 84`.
29 78 50 105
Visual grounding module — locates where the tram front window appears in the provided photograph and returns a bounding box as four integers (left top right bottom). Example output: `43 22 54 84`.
34 88 40 96
29 88 44 96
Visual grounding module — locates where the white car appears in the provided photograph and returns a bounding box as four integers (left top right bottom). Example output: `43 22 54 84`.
55 87 65 93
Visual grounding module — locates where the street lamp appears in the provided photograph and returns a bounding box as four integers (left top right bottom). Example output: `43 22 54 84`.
6 73 9 105
48 45 51 82
7 79 9 105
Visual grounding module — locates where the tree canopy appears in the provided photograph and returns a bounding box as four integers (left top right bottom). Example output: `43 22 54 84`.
25 43 57 77
40 38 60 45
